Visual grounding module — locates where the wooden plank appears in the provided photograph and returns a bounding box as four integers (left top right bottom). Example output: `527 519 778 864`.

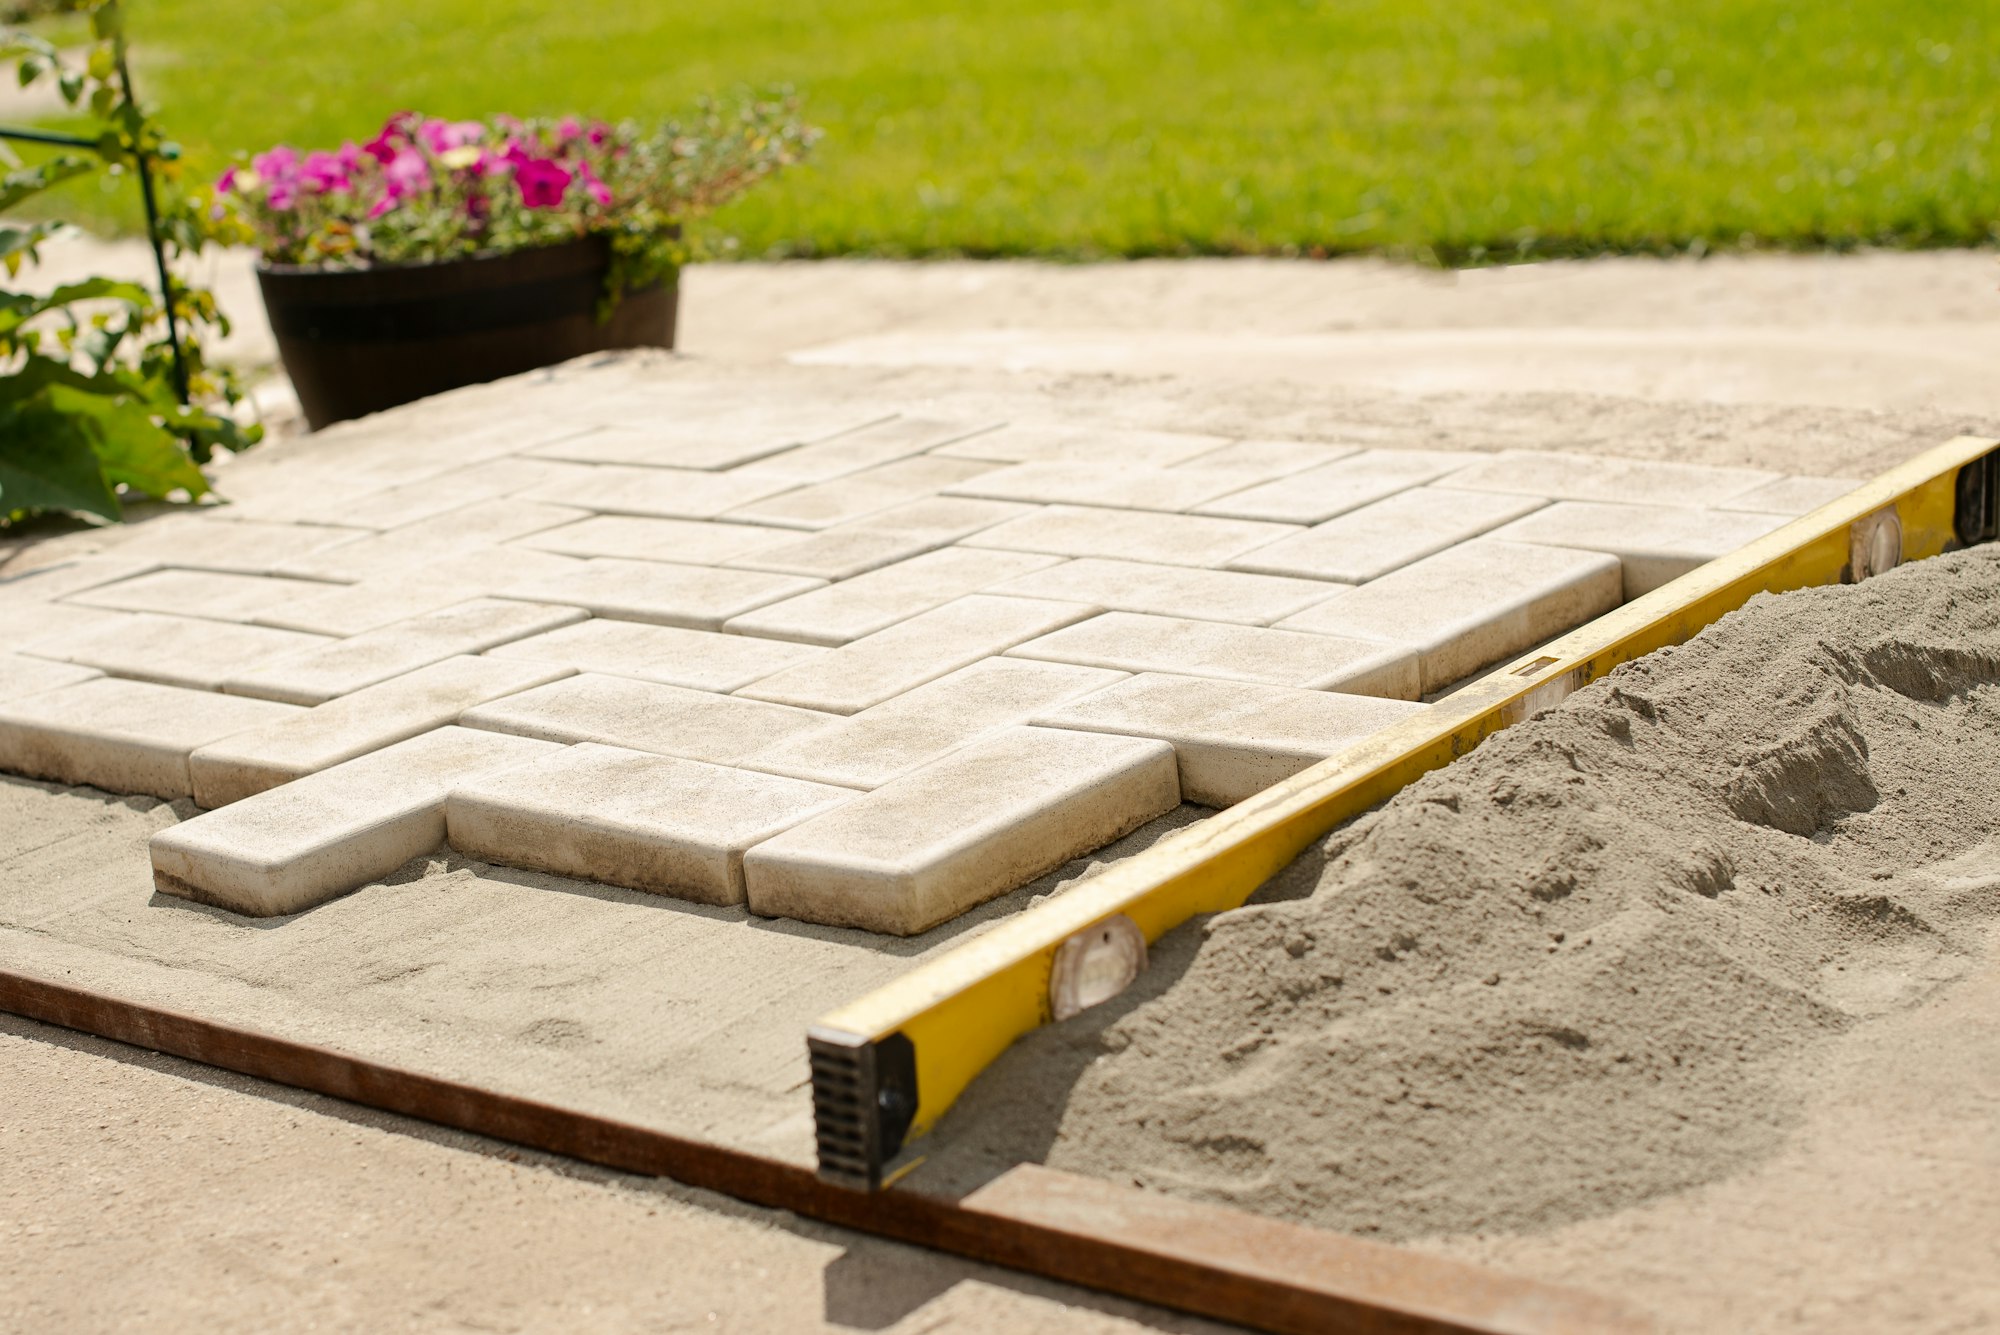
0 967 1646 1335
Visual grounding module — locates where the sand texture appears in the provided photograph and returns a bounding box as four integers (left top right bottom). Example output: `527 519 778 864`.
917 545 2000 1253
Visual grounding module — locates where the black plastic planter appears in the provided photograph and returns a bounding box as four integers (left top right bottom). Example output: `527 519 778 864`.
256 236 677 430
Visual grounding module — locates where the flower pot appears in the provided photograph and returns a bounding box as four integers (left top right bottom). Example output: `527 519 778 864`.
256 236 677 431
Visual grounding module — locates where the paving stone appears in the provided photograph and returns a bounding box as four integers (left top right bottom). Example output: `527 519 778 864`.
723 548 1061 645
962 504 1305 569
1225 486 1550 584
1009 612 1420 698
723 456 998 530
945 461 1278 513
1715 475 1863 517
808 495 1033 540
1193 449 1474 524
1275 539 1623 691
66 570 337 624
739 417 1003 482
1032 672 1429 805
486 619 825 692
226 599 587 705
1441 450 1782 508
513 514 793 564
742 725 1180 935
459 672 833 763
525 408 892 470
0 554 158 604
1170 439 1360 482
501 558 823 630
446 743 855 906
744 657 1127 788
0 676 303 799
523 463 803 519
931 424 1230 466
985 557 1342 625
276 499 591 582
1489 501 1793 597
251 547 587 637
735 595 1096 714
26 612 334 691
152 726 559 917
245 456 578 529
0 654 101 704
16 604 140 653
720 528 947 581
188 655 573 808
114 518 372 577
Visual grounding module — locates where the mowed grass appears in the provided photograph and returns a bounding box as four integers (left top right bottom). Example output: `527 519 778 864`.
55 0 2000 257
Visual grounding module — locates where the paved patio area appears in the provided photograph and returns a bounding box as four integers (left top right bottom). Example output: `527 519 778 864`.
1 354 1851 937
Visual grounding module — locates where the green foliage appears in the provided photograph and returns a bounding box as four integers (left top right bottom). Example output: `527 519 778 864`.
0 0 258 527
50 0 2000 260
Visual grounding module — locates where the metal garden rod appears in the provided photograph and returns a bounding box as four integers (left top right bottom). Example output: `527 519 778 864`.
0 40 190 409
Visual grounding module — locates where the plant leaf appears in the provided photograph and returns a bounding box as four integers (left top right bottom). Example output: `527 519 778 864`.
48 383 210 502
0 157 96 212
0 400 123 523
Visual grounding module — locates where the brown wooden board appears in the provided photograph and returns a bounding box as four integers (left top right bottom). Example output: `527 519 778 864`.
1 967 1650 1335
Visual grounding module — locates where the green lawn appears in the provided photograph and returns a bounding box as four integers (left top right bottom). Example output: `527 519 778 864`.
36 0 2000 258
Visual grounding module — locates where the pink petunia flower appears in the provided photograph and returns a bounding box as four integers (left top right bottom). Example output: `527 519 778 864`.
215 166 237 193
586 121 611 146
384 146 433 199
514 157 573 209
364 111 417 163
300 150 352 193
555 116 583 143
251 145 300 181
576 160 613 207
366 192 397 220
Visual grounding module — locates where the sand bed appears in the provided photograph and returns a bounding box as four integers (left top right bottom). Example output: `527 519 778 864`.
915 543 2000 1327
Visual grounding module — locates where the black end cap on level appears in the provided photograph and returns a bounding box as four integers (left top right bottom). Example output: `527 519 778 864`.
810 1031 918 1191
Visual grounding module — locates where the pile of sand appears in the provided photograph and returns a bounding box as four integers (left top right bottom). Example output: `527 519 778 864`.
919 544 2000 1242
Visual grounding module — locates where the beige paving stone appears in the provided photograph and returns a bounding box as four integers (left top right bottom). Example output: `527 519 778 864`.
962 504 1304 569
486 619 824 692
1489 501 1792 597
986 557 1341 626
276 499 591 582
446 742 855 906
1275 539 1623 691
722 456 997 530
810 495 1032 540
735 595 1096 714
188 655 573 808
65 570 336 624
743 657 1127 789
250 546 589 637
243 456 580 530
738 416 1003 482
459 672 832 763
1225 486 1550 583
1170 439 1360 482
525 408 893 470
513 514 792 564
1441 449 1782 508
0 676 302 799
723 549 1062 645
1009 611 1420 698
1716 475 1864 517
225 599 586 706
0 554 158 604
25 612 333 691
720 528 945 581
1193 449 1474 524
742 725 1180 935
501 558 823 630
0 654 101 703
931 423 1229 466
14 604 138 653
1031 672 1429 806
523 463 802 519
944 461 1277 513
152 726 559 917
113 518 371 577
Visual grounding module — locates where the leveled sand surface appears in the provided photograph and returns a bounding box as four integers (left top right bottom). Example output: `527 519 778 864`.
916 544 2000 1331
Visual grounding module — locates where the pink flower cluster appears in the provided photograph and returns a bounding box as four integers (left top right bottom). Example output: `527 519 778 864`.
219 112 618 222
